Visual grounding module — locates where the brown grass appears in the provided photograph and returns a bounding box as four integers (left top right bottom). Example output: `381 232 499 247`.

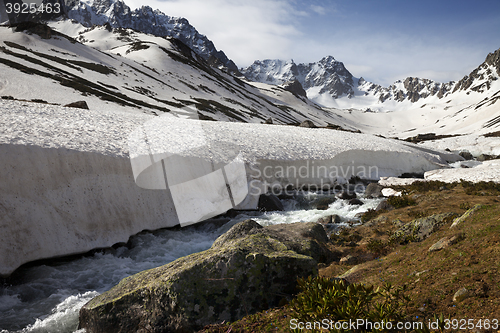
197 184 500 332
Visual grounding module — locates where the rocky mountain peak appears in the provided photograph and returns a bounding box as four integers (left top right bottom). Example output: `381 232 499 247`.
63 0 239 73
241 56 355 99
453 47 500 93
280 79 307 98
485 48 500 76
318 55 336 65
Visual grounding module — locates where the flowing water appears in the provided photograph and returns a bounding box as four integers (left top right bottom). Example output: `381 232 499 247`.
0 192 381 333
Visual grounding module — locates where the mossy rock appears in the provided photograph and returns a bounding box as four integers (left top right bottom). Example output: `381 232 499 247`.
390 212 459 244
79 220 331 333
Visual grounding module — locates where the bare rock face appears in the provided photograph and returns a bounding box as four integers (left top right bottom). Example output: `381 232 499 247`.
64 101 89 109
364 183 384 198
280 79 307 98
390 213 459 244
257 193 284 211
79 220 334 333
299 120 317 128
14 22 52 39
428 233 465 252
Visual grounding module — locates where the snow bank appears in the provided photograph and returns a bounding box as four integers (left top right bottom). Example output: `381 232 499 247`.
379 177 424 186
0 99 461 276
418 134 500 157
425 160 500 183
0 100 182 276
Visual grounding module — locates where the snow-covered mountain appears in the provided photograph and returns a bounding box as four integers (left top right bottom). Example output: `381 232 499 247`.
0 22 342 126
1 14 499 139
242 49 500 114
241 56 354 100
63 0 239 73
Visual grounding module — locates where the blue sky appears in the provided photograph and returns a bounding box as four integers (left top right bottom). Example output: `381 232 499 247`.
127 0 500 85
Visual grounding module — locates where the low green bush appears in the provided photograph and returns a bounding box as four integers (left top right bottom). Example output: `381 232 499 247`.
290 276 410 332
386 194 416 208
367 239 389 255
361 208 382 223
460 179 500 195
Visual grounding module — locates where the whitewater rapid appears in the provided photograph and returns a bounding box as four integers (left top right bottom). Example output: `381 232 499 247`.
0 194 381 333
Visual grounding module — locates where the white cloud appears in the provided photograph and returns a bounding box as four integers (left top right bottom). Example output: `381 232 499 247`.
125 0 303 66
123 0 498 85
310 5 326 15
290 30 489 86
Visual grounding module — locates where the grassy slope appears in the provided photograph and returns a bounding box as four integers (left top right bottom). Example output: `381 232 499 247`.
198 183 500 332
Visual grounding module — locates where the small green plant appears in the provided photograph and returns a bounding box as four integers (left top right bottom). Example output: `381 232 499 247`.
460 179 500 195
367 239 389 255
361 208 383 223
290 276 410 332
408 180 457 193
388 224 419 245
387 194 416 208
459 202 472 210
407 209 428 219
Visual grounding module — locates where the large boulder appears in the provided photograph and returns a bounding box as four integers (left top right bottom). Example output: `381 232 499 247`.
257 193 284 211
390 213 458 244
79 220 334 333
299 120 317 128
363 183 384 198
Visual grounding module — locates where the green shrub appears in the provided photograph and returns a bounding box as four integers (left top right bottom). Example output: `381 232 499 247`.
361 208 382 223
367 239 389 255
460 179 500 195
386 194 416 208
408 180 456 193
290 276 410 332
407 209 428 219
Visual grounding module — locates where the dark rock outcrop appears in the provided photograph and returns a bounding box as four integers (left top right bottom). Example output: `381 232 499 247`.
348 198 363 206
311 197 336 210
79 220 334 333
14 22 52 39
299 120 317 128
64 101 89 109
375 199 394 212
264 117 273 124
338 189 357 200
390 213 459 244
477 154 494 161
280 79 307 98
363 183 384 198
257 193 284 211
459 151 473 160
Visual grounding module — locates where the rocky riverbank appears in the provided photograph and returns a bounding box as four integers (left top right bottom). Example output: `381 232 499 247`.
78 221 337 333
77 180 500 332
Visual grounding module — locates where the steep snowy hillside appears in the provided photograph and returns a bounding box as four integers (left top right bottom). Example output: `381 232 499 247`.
327 48 500 138
1 18 498 138
0 23 342 125
63 0 239 73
